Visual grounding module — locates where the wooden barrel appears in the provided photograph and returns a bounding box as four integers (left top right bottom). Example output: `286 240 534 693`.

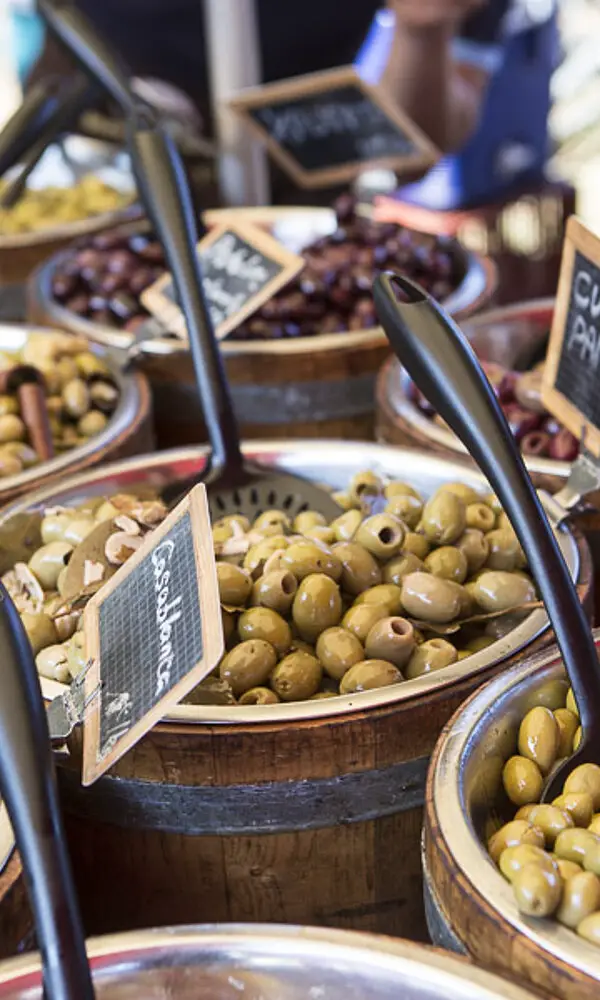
26 209 497 448
424 635 600 1000
0 807 32 958
0 443 590 945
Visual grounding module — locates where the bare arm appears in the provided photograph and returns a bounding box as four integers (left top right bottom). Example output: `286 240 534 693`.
381 0 491 152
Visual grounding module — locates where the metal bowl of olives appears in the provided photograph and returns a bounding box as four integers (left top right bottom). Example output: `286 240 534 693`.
0 441 586 724
0 324 151 503
424 633 600 1000
376 299 577 493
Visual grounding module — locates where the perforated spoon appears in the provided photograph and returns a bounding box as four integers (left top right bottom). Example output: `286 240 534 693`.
373 271 600 801
0 581 93 1000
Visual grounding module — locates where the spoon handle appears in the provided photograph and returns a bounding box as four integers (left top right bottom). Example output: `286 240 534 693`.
373 272 600 732
0 583 93 1000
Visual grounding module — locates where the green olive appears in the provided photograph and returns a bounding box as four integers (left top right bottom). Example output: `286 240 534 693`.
455 529 490 575
62 378 90 419
65 631 86 679
244 536 289 578
219 639 278 697
330 509 363 542
565 764 600 811
382 552 424 586
555 859 583 881
483 492 503 514
553 708 580 760
62 517 97 546
28 541 74 590
281 540 342 583
238 607 291 656
557 871 600 928
485 528 525 572
488 820 545 864
364 616 415 668
78 411 108 437
331 492 354 511
270 651 323 701
400 572 461 624
316 627 365 681
21 612 57 656
0 452 22 476
499 844 555 883
238 687 280 705
576 911 600 944
2 441 37 467
0 395 18 416
293 510 327 533
347 470 384 505
464 635 495 653
566 687 579 718
342 604 390 643
421 491 466 545
512 860 562 917
41 513 71 544
35 644 70 683
251 570 298 615
339 659 402 694
404 638 458 679
469 570 536 613
354 513 405 560
292 573 342 642
332 541 382 595
384 481 421 500
589 815 600 836
502 755 544 805
311 691 338 700
304 525 336 545
553 792 594 829
215 514 251 534
465 502 496 532
0 414 25 443
353 584 403 616
252 509 291 536
525 804 574 846
518 706 560 775
402 532 430 560
424 546 468 583
222 609 235 645
439 482 482 506
217 563 253 607
554 828 600 866
384 493 423 530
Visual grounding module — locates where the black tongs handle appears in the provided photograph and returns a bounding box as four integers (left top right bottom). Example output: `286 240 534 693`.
372 271 600 733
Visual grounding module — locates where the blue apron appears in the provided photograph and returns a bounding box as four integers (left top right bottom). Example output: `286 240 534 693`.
355 3 559 210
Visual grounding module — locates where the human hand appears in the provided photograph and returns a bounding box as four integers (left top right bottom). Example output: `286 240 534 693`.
389 0 486 29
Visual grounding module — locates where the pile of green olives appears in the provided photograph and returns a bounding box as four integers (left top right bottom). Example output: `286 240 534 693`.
1 469 538 707
488 681 600 947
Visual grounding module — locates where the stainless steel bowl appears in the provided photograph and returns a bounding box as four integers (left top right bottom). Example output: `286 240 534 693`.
0 923 542 1000
379 299 572 485
429 631 600 980
31 208 495 356
0 324 148 501
0 440 581 724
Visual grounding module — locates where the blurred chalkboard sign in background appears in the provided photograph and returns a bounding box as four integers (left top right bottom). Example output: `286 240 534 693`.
229 66 439 189
543 216 600 457
82 486 222 785
142 221 304 339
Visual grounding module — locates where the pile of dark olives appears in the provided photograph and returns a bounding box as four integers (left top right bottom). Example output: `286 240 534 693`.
50 195 461 341
411 358 579 463
1 469 538 708
487 681 600 946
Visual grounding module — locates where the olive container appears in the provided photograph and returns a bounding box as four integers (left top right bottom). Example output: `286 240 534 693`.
0 923 543 1000
424 631 600 1000
0 324 152 505
26 207 496 447
0 441 591 944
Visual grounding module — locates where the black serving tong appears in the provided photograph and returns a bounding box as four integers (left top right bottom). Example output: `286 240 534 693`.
0 582 94 1000
373 272 600 802
40 0 341 524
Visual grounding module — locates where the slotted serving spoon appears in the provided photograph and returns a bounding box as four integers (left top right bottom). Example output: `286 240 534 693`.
373 271 600 802
41 0 341 525
0 581 94 1000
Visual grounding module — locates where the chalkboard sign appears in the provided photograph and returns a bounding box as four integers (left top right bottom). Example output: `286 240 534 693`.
229 66 439 189
81 486 223 785
141 221 304 340
542 217 600 458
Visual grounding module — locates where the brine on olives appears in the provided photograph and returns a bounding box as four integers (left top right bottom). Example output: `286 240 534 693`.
3 467 540 710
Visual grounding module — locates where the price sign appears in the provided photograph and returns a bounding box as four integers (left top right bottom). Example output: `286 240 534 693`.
141 221 304 339
229 66 439 189
81 486 223 785
542 217 600 456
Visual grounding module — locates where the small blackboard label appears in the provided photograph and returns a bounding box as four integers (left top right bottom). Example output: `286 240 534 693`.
82 486 222 785
543 217 600 457
141 221 304 340
229 66 438 189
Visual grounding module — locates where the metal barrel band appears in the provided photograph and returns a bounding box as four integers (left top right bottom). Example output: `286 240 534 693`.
421 847 467 956
57 754 429 835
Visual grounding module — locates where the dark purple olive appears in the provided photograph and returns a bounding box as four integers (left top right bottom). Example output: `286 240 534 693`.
99 272 127 296
548 428 579 462
542 415 561 436
497 371 518 404
109 292 138 321
52 272 78 300
129 267 157 295
65 294 91 316
521 430 551 457
90 309 116 326
92 230 129 251
137 240 165 263
107 250 136 275
503 403 543 442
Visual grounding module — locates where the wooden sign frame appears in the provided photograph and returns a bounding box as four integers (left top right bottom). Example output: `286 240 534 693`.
141 219 304 338
229 65 440 189
542 216 600 458
81 486 222 785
